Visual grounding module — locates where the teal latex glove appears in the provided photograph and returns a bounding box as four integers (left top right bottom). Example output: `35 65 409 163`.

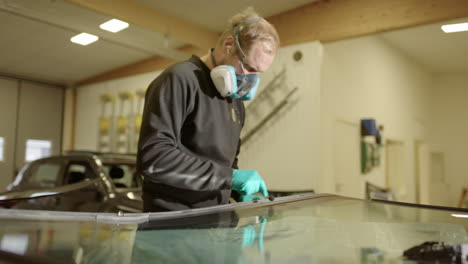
240 194 263 202
232 169 269 196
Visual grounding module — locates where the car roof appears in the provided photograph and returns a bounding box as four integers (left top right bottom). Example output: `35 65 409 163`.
68 151 136 162
28 151 136 164
67 150 134 157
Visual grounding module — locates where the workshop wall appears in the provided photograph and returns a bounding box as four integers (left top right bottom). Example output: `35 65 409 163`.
62 86 74 153
320 34 432 203
74 71 160 152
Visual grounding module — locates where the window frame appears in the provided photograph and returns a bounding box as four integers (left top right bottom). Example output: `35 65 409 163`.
62 158 99 186
102 162 141 189
21 158 66 189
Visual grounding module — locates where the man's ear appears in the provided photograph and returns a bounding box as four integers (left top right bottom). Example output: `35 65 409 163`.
223 36 236 53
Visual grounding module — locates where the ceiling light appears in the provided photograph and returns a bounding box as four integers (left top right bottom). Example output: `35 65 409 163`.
441 22 468 33
451 213 468 218
100 19 129 33
70 33 99 45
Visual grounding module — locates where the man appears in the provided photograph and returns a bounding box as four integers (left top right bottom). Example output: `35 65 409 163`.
137 7 280 212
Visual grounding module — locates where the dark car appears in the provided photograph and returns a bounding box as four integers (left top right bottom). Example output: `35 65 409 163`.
0 152 143 213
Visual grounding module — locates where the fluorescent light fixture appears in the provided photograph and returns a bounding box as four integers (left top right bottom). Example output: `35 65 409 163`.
70 33 99 45
441 22 468 33
451 213 468 218
100 19 129 33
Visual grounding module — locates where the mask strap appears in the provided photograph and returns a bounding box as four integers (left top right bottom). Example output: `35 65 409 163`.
233 17 265 61
210 48 218 67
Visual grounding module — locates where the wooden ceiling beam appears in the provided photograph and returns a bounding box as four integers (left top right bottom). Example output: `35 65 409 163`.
267 0 468 46
65 0 218 50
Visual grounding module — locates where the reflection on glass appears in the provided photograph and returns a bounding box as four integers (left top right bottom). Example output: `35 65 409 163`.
25 139 52 162
0 220 137 263
0 234 28 255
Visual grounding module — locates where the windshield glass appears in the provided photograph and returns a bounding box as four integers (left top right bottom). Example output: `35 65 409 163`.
0 194 465 263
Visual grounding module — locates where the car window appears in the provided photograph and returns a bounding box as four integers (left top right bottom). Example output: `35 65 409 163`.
27 161 62 187
103 163 140 189
64 162 95 185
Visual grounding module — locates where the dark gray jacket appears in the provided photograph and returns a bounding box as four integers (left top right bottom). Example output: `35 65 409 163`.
137 55 245 212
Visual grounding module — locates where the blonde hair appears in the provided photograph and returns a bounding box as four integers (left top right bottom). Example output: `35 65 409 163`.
218 7 280 55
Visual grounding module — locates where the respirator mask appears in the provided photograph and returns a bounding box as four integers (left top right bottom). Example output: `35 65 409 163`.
210 17 264 101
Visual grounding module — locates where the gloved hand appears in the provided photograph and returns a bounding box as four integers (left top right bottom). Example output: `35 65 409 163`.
240 194 263 202
232 169 269 196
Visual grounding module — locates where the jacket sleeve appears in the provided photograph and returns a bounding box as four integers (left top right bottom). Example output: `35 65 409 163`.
231 140 240 169
137 71 233 191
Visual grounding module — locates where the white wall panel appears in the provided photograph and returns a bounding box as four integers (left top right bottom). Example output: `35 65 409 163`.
320 35 432 202
15 81 64 170
238 42 323 191
74 71 160 152
428 74 468 207
0 78 19 188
